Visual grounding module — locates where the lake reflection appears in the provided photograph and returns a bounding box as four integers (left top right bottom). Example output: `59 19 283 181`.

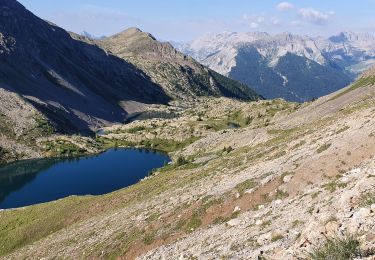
0 149 170 209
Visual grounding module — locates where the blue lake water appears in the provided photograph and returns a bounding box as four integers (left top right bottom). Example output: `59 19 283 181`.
0 148 170 209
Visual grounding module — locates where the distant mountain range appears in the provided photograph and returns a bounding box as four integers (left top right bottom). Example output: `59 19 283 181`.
96 28 259 101
80 31 105 40
0 0 259 134
174 31 375 102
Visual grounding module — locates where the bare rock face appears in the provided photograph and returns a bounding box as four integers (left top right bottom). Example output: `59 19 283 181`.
0 88 45 163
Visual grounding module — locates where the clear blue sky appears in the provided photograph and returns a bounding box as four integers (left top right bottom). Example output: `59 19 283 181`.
18 0 375 41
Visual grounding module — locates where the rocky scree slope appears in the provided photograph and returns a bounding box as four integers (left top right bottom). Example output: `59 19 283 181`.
0 89 48 164
175 31 375 102
1 67 375 259
0 0 173 134
0 86 103 165
97 28 260 101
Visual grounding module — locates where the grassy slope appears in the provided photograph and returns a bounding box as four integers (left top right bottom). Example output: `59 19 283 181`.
0 98 297 257
330 75 375 101
0 89 374 258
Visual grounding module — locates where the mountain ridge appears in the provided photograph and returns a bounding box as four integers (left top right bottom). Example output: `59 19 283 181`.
97 27 260 101
0 0 172 134
0 1 260 136
175 31 375 102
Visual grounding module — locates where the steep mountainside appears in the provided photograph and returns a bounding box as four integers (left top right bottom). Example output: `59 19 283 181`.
0 0 259 137
97 28 259 101
317 32 375 75
1 67 374 259
0 0 173 134
229 48 350 101
175 31 375 102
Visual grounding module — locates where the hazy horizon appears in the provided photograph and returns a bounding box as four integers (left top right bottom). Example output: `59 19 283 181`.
18 0 375 41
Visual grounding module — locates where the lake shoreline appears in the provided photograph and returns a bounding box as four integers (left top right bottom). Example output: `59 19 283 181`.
0 144 171 170
0 148 171 210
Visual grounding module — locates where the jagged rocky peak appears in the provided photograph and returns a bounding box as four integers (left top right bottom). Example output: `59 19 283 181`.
329 31 375 43
100 27 182 60
190 31 270 48
112 27 157 42
174 29 375 102
273 32 298 41
212 31 270 41
329 32 354 43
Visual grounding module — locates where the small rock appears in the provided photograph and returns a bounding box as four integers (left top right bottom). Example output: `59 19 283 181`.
356 208 371 218
371 204 375 211
364 233 375 244
233 206 241 213
325 221 340 236
348 208 371 233
227 218 240 227
283 175 293 183
255 219 263 226
340 177 349 183
257 232 272 244
235 192 240 199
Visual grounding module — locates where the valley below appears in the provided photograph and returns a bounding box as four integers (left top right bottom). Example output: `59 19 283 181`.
1 1 375 259
1 73 375 259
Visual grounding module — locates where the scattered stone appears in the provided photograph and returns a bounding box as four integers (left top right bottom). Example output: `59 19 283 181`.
325 221 340 236
283 175 293 183
356 208 371 219
227 218 240 227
